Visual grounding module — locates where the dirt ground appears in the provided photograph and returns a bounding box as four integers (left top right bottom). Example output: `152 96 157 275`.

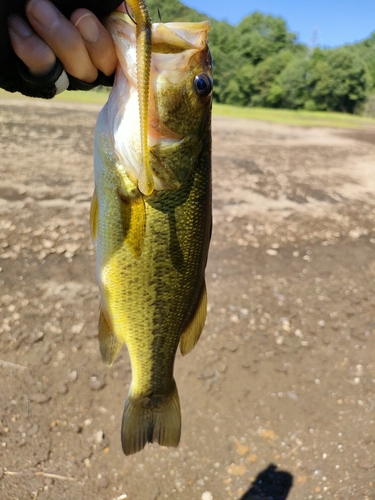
1 98 375 500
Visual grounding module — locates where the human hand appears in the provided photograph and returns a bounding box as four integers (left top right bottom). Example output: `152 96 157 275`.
8 0 118 90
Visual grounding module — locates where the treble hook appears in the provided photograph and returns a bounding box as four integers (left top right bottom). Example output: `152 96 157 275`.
125 1 137 25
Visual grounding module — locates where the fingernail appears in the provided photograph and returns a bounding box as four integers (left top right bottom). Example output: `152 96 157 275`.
74 13 100 43
27 0 58 28
8 15 33 38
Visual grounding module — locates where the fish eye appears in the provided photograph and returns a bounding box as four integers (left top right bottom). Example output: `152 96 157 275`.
193 74 212 98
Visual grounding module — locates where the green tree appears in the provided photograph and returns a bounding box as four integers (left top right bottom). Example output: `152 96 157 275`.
236 12 297 64
346 32 375 91
210 48 240 103
277 56 309 109
308 47 371 112
248 51 293 107
131 0 374 112
235 64 256 106
222 79 241 105
208 21 240 103
209 21 238 54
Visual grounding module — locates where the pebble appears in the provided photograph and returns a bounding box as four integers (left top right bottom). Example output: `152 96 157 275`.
224 340 238 352
44 477 53 487
41 354 52 365
358 459 374 470
97 475 109 489
235 441 249 456
93 430 105 444
67 370 78 382
199 367 215 379
76 447 92 462
216 361 227 373
227 463 247 476
266 249 278 256
27 424 39 436
201 492 213 500
247 453 258 463
29 393 51 404
89 374 106 391
32 331 44 343
258 428 277 440
71 323 84 334
57 383 68 395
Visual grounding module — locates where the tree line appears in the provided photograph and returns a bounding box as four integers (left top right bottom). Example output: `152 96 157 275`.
147 0 375 113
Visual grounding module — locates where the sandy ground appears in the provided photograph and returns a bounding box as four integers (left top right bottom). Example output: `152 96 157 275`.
1 98 375 500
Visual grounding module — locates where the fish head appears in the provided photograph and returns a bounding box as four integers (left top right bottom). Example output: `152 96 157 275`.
150 21 213 142
102 14 212 192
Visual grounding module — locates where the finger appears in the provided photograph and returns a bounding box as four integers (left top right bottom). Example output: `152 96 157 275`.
70 9 117 77
26 0 98 83
8 14 56 77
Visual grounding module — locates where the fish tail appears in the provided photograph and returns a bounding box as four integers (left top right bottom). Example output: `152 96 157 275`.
121 380 181 455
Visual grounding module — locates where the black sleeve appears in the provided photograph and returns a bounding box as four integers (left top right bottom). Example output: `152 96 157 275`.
0 0 123 99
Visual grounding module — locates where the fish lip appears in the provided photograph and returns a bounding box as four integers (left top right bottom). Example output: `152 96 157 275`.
153 21 211 30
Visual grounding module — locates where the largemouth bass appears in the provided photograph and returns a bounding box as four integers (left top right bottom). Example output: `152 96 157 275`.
91 9 212 455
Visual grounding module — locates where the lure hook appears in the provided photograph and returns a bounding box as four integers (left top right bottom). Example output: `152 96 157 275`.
125 1 137 25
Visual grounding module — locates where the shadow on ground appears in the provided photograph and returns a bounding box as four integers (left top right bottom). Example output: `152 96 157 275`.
240 464 293 500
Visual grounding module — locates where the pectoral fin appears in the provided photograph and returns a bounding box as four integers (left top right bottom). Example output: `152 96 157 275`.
98 305 123 366
150 135 198 188
180 283 207 356
150 152 181 191
118 189 146 258
90 189 98 243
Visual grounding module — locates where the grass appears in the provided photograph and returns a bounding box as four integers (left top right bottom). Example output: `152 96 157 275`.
54 88 110 105
0 88 109 106
212 103 375 129
1 88 374 129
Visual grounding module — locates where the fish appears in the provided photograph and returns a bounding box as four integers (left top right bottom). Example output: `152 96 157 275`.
90 7 213 455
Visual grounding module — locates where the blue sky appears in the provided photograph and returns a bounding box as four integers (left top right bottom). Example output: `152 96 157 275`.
183 0 375 48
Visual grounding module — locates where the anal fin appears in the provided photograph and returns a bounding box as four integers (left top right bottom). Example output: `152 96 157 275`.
180 283 207 356
98 305 123 366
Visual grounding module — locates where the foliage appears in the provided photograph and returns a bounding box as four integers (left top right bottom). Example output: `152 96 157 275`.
147 0 374 113
307 48 371 113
